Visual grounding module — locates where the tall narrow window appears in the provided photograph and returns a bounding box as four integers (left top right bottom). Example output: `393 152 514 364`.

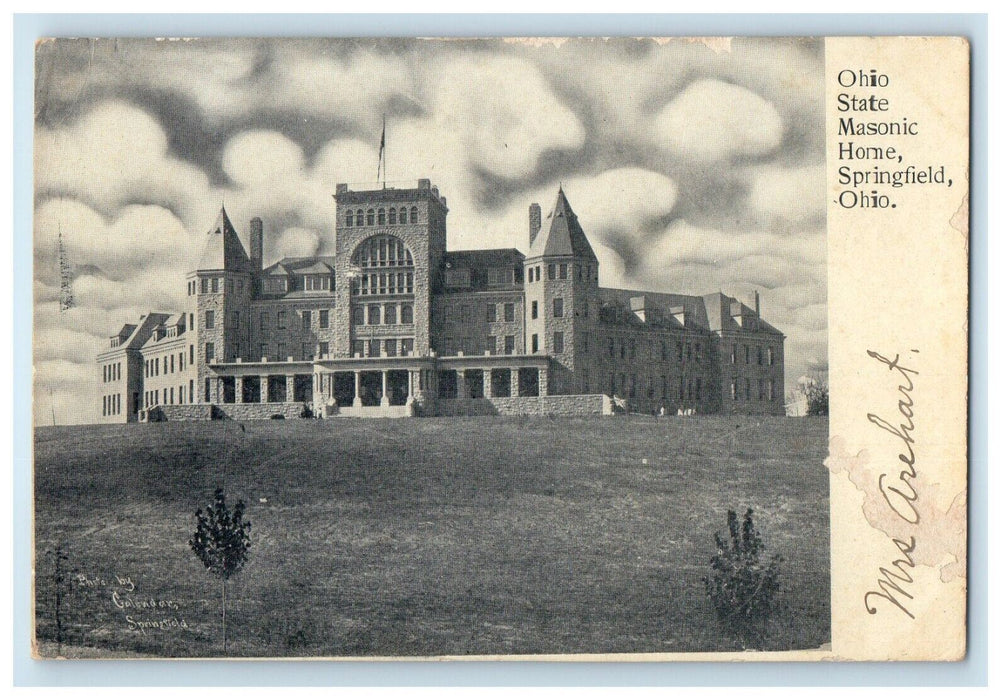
205 310 214 329
319 310 329 329
410 206 418 223
531 301 538 319
401 303 413 324
553 331 564 353
366 209 375 225
486 335 496 355
548 264 556 280
531 334 539 353
486 303 497 323
504 303 515 322
356 209 364 226
346 210 354 227
302 310 312 331
553 297 564 318
205 343 215 361
505 335 515 354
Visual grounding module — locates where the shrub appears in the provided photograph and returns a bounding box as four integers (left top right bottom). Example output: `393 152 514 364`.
190 488 251 654
805 383 829 416
703 508 782 645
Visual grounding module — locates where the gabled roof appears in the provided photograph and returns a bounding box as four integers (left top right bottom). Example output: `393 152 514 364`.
444 248 524 269
528 187 598 262
702 292 784 336
196 207 250 272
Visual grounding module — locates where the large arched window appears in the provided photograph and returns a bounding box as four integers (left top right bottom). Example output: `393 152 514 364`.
350 235 414 296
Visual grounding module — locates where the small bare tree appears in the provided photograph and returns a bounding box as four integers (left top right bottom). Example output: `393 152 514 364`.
189 488 251 654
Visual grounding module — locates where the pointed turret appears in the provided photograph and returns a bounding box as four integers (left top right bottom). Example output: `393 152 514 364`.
528 187 597 262
196 207 250 272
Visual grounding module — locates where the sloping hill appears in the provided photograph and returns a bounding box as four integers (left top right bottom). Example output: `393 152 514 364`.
34 415 829 657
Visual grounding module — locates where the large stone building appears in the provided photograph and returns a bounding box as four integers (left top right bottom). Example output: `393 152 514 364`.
96 179 785 422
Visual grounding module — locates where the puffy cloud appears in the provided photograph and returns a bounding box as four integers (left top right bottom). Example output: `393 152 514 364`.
35 100 217 228
748 164 825 228
652 79 784 163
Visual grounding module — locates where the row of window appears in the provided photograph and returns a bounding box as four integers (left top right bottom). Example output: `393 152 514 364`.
345 207 420 228
730 343 776 366
258 309 331 331
441 334 518 356
255 342 331 362
352 271 414 296
526 262 594 284
102 393 121 416
189 277 245 296
262 274 334 295
145 347 193 378
731 377 777 402
351 338 416 358
352 235 414 268
352 303 414 326
608 374 705 403
443 302 517 325
145 381 194 408
101 362 121 383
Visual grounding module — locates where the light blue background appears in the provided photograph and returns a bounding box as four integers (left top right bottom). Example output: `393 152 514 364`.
13 13 988 687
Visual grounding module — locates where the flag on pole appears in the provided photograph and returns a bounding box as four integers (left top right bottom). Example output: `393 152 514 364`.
377 116 385 183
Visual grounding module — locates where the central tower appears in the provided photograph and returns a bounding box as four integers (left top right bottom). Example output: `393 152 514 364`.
332 179 449 359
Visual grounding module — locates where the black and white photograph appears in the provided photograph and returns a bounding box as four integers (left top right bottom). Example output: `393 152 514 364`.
32 36 833 658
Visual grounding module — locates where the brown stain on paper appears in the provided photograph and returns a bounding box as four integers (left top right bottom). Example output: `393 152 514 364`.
826 436 966 582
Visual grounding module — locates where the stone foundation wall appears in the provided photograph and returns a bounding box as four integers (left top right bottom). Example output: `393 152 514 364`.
150 402 310 421
425 393 612 417
147 404 212 422
214 402 310 420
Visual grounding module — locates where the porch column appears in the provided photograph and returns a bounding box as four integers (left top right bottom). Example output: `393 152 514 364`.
353 370 362 407
483 369 492 399
456 369 466 399
380 370 390 406
260 375 268 403
285 374 295 403
510 368 519 397
215 377 223 403
236 376 244 403
539 366 549 396
407 370 415 399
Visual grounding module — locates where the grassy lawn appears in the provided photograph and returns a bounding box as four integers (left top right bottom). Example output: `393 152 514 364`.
34 415 829 657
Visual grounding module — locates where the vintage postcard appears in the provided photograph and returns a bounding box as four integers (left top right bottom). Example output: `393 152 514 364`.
31 36 968 661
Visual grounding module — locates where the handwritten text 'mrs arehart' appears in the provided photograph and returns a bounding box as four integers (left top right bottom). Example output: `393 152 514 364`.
863 348 921 620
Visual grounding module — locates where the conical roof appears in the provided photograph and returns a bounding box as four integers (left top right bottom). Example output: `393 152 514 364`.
528 187 597 262
196 207 250 272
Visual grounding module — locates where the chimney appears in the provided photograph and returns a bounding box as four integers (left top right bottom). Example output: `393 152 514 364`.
529 203 541 247
250 217 263 272
754 290 761 318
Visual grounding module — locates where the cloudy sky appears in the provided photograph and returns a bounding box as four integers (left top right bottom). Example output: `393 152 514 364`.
34 37 826 425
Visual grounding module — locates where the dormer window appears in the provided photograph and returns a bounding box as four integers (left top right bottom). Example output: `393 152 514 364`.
303 275 331 292
263 277 288 294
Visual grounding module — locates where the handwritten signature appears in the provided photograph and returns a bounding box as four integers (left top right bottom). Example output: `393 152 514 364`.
862 348 920 619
